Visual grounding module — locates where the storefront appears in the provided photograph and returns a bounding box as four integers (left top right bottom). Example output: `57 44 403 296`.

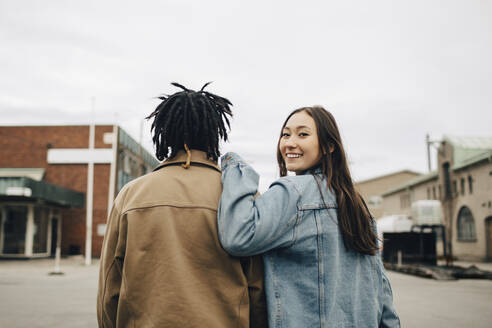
0 176 84 258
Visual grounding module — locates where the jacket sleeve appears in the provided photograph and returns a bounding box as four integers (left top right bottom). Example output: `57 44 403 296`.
218 152 301 256
97 201 127 327
240 255 268 328
378 257 401 328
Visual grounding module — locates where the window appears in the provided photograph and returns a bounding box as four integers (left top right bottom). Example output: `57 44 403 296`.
452 180 457 196
438 185 442 199
460 178 465 196
2 206 27 254
427 188 431 200
468 175 473 194
432 186 436 199
457 206 476 242
368 196 383 208
33 206 49 253
443 163 451 199
400 193 411 209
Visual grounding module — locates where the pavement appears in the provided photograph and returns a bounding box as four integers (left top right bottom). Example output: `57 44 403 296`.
0 256 98 328
1 257 492 327
390 269 492 327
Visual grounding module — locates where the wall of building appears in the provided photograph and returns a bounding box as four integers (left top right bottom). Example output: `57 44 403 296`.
381 178 438 217
356 171 420 219
382 141 492 261
451 163 492 261
0 125 113 257
357 171 420 197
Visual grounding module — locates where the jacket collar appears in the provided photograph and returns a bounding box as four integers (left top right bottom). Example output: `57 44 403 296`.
154 149 221 173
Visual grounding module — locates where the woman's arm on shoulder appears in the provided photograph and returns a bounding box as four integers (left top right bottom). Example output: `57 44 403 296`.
218 152 301 256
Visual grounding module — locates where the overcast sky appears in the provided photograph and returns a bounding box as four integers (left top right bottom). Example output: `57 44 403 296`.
1 0 491 190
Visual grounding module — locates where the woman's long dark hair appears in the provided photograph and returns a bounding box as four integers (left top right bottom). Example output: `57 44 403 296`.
276 106 379 255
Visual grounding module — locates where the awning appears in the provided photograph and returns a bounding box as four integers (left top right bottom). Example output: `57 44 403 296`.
0 177 84 208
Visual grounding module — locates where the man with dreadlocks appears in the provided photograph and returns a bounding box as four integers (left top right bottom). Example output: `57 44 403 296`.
97 83 267 328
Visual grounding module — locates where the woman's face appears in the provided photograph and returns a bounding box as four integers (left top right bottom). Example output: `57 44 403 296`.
279 111 322 175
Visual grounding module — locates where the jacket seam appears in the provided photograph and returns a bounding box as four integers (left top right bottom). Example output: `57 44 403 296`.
315 210 326 328
291 206 301 247
120 265 139 328
100 206 121 327
156 161 221 173
237 287 248 328
283 203 303 250
101 258 118 327
122 203 218 215
271 178 303 250
270 254 282 328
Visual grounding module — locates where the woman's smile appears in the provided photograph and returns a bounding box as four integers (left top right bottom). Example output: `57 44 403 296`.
285 153 302 159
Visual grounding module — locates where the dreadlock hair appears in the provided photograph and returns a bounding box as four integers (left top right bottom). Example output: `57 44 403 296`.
276 106 379 256
146 82 232 162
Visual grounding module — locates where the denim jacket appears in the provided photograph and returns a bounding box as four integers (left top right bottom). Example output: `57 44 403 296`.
218 152 400 328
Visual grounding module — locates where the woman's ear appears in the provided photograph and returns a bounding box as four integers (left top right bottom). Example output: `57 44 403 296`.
329 144 335 153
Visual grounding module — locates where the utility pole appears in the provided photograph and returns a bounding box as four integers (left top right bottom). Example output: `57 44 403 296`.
426 134 431 172
426 134 441 172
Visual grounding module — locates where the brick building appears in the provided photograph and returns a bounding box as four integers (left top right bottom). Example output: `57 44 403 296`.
381 135 492 261
0 125 158 259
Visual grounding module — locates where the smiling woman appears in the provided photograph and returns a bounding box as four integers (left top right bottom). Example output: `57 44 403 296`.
276 106 379 254
218 105 400 327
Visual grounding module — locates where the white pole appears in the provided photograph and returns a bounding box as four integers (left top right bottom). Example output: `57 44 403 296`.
426 134 432 172
55 218 62 269
85 97 95 266
25 205 34 257
51 217 63 274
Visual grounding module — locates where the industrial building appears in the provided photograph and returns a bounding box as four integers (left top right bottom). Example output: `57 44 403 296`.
382 135 492 261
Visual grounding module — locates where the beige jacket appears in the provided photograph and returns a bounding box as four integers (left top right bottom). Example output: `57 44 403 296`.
97 150 267 328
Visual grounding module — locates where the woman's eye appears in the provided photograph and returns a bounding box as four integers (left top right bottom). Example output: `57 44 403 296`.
299 132 309 137
281 133 290 137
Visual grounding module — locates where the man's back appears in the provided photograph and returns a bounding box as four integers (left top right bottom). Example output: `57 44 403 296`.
97 150 265 328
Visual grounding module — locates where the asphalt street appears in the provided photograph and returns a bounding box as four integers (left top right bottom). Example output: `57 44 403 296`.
1 257 491 327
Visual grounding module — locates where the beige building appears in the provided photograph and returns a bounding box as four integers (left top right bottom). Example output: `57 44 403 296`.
382 135 492 261
355 170 421 219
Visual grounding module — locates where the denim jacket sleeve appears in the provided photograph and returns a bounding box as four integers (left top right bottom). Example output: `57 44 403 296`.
377 255 401 327
373 226 401 327
218 152 301 256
